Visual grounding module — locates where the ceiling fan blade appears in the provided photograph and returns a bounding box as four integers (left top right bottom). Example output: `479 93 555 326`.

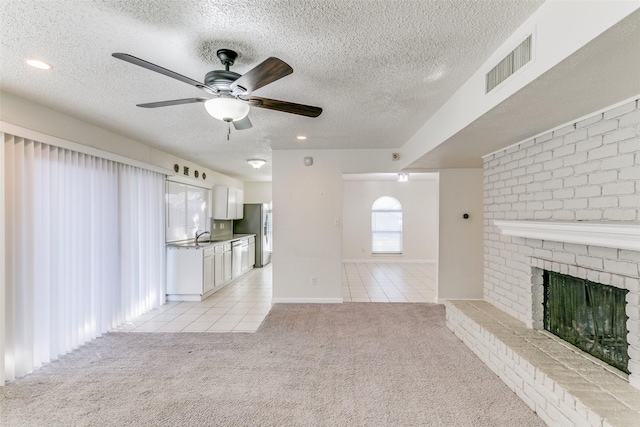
247 96 322 118
230 57 293 94
233 116 252 130
112 53 217 94
137 98 208 108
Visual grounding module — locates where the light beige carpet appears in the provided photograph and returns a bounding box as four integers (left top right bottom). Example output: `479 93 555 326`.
1 303 545 426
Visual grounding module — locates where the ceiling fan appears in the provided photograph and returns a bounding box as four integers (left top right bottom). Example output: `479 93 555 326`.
112 49 322 133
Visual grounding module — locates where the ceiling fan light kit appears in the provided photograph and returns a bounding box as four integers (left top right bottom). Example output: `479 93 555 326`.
204 98 250 122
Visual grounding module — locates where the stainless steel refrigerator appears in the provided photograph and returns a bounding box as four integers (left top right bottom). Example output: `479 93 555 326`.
233 203 272 268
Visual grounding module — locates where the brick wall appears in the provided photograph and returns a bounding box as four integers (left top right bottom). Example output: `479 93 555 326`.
483 97 640 321
483 98 640 386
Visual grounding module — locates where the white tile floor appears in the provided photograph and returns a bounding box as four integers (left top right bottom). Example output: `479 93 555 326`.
118 262 437 334
342 262 437 303
116 264 273 333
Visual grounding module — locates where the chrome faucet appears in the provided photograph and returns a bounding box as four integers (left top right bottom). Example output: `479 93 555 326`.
195 230 210 243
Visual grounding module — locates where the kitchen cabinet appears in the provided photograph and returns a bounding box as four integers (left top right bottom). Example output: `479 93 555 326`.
167 246 209 301
223 243 232 283
213 186 244 220
203 246 215 294
213 245 224 287
167 243 225 301
166 235 255 301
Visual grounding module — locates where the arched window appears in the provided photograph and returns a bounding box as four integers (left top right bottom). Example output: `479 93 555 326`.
371 196 402 254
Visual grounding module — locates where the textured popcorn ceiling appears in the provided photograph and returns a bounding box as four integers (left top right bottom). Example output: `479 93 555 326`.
406 8 640 170
0 0 544 180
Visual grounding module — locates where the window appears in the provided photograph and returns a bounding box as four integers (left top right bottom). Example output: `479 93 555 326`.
166 181 210 243
371 196 402 254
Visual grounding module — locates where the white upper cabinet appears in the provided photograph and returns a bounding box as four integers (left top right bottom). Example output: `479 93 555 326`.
212 186 230 219
235 188 244 219
213 186 244 220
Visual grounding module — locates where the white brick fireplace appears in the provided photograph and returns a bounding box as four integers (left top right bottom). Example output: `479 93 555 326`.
447 97 640 426
494 220 640 384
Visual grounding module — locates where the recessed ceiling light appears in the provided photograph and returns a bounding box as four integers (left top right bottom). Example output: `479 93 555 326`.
296 135 307 140
26 59 52 70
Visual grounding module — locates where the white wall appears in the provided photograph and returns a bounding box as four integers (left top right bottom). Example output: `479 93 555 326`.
272 150 482 303
272 150 344 302
342 179 438 262
437 169 484 301
271 148 433 302
0 91 243 190
243 182 272 204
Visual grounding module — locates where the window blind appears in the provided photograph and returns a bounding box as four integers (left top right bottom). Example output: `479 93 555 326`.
3 132 165 383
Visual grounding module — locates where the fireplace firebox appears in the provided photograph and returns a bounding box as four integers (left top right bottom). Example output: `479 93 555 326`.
543 270 629 373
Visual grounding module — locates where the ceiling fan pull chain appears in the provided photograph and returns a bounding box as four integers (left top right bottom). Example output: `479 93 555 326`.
227 121 231 141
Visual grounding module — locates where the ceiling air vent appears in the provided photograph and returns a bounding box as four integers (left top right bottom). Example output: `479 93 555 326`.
486 35 532 93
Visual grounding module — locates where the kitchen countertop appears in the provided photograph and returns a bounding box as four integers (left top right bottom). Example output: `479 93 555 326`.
166 234 255 249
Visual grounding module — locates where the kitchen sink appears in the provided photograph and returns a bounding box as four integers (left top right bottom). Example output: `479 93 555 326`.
168 239 225 248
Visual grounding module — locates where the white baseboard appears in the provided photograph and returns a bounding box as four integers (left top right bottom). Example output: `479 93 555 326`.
166 294 204 302
343 259 436 264
271 298 344 304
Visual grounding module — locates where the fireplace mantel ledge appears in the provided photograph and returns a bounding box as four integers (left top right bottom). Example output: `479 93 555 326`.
493 220 640 252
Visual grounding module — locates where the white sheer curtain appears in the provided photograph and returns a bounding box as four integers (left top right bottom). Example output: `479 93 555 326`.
3 133 165 382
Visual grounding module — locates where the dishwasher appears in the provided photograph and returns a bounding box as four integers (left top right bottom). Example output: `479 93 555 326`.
231 240 244 279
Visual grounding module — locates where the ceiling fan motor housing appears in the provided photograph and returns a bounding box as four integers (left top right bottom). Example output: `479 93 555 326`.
204 70 241 92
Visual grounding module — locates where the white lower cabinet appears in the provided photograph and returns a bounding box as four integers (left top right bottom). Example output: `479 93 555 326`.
203 246 215 294
213 245 224 287
167 243 227 301
166 235 255 301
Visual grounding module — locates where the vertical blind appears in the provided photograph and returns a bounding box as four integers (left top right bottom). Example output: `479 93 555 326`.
3 132 165 382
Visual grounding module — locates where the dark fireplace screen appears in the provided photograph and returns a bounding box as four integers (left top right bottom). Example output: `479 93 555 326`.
544 271 629 374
